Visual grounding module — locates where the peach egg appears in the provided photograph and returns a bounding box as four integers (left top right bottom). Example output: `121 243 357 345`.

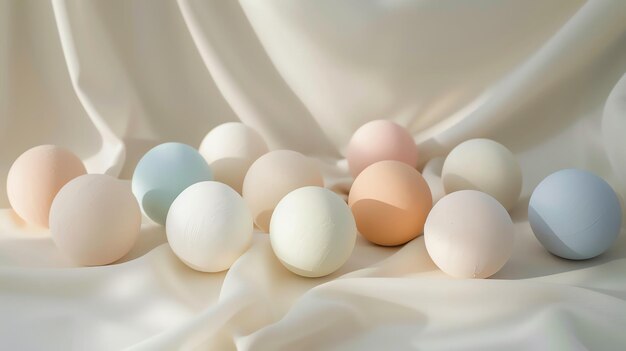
242 150 323 232
7 145 86 227
348 160 432 246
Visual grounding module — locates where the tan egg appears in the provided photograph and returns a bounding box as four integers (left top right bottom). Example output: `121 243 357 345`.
348 160 432 246
242 150 323 232
442 139 521 211
6 145 86 227
50 174 141 266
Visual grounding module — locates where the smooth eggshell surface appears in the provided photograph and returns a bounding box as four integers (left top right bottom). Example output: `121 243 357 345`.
49 174 141 266
242 150 324 232
270 186 356 277
132 142 213 225
348 160 432 246
7 145 86 227
424 190 514 278
199 122 269 193
442 138 522 211
347 120 418 178
529 169 622 260
166 181 253 272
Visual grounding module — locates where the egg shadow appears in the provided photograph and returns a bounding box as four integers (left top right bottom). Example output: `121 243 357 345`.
493 223 626 280
442 173 522 211
526 207 586 260
509 195 530 223
141 189 176 226
440 173 476 194
350 198 424 247
209 157 251 193
7 209 33 229
254 210 273 233
117 223 168 263
437 171 529 218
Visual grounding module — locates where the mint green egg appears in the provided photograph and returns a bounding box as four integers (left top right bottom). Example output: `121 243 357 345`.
132 142 212 225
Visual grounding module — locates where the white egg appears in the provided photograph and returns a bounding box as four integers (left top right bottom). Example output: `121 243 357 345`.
442 138 522 211
49 174 141 266
424 190 514 278
166 181 253 272
199 122 269 193
270 186 356 277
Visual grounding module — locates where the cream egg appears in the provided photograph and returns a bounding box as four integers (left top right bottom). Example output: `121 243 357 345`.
199 122 269 193
270 186 356 277
7 145 86 227
348 160 432 246
347 120 418 177
49 174 141 266
442 138 522 211
424 190 514 278
242 150 323 232
166 181 253 272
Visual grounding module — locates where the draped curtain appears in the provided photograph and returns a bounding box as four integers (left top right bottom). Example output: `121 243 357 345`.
1 1 626 350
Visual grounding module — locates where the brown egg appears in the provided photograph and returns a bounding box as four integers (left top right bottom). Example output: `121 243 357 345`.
6 145 86 227
348 160 432 246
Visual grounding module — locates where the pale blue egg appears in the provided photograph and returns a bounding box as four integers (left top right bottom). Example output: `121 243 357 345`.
132 142 212 225
528 169 622 260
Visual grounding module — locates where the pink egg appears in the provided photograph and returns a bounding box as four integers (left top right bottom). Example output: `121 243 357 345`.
347 120 418 177
6 145 86 227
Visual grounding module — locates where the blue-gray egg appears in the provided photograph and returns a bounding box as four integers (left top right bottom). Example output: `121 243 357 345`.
528 169 622 260
132 142 212 225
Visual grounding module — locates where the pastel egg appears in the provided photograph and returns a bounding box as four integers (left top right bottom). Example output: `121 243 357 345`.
348 160 432 246
166 181 253 272
529 169 622 260
49 174 141 266
7 145 86 227
347 120 418 177
199 122 269 193
132 142 212 225
243 150 324 232
442 138 522 211
424 190 514 278
270 186 356 277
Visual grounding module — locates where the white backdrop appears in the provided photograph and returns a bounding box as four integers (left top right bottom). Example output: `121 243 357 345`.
1 0 626 350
